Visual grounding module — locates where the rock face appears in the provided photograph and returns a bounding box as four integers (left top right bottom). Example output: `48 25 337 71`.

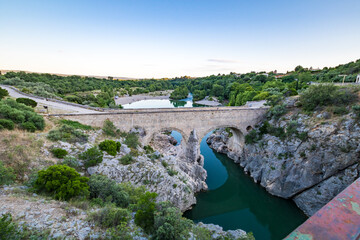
207 111 360 216
88 130 207 211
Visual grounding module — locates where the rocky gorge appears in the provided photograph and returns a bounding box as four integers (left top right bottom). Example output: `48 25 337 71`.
207 102 360 216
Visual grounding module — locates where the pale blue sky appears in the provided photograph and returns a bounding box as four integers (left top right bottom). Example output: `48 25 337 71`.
0 0 359 78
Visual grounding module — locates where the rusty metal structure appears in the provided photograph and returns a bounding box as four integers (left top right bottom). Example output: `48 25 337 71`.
285 178 360 240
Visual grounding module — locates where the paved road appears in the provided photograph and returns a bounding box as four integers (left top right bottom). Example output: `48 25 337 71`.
1 85 99 114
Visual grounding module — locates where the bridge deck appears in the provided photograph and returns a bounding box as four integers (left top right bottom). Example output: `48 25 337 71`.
285 177 360 240
48 106 269 116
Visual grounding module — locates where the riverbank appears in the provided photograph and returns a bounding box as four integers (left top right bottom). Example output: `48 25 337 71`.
206 100 360 217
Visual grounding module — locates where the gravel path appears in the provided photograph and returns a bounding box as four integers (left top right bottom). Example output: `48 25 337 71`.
1 85 99 114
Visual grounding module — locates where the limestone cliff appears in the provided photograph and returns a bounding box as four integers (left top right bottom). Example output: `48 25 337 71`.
207 107 360 216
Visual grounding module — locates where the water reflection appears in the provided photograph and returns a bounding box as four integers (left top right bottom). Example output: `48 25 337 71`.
184 132 307 240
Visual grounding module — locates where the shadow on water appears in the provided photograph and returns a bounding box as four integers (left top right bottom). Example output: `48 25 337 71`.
184 132 307 240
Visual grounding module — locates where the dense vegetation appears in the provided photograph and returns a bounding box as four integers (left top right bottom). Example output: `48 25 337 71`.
0 98 45 132
1 59 358 108
15 98 37 108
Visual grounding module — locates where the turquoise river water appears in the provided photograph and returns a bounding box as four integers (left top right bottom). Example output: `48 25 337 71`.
124 97 307 239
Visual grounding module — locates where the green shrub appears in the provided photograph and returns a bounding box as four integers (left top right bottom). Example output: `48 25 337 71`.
0 88 9 99
79 147 103 168
16 98 37 108
134 192 158 233
0 213 20 240
21 122 36 132
34 165 89 200
59 119 93 130
99 140 121 156
90 206 131 228
47 125 88 143
61 156 81 170
0 99 45 131
107 224 133 240
161 161 168 168
268 104 287 119
102 119 118 137
88 174 146 208
0 119 14 130
352 105 360 119
124 132 139 149
300 84 356 112
144 145 154 154
152 202 192 240
167 168 178 176
50 148 68 158
333 106 349 115
120 154 134 165
245 130 259 144
0 161 16 186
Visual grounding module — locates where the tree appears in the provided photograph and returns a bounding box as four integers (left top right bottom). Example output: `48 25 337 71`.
34 165 89 200
134 192 158 233
0 87 9 99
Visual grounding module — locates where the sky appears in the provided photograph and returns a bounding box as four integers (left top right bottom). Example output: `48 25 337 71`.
0 0 360 79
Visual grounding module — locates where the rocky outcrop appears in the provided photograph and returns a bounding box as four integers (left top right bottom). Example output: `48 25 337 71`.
88 131 207 211
207 111 360 216
194 223 247 239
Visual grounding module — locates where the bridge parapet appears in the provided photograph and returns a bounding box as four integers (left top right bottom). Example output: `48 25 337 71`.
285 177 360 240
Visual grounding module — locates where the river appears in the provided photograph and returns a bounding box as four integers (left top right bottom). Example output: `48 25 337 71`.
124 97 307 239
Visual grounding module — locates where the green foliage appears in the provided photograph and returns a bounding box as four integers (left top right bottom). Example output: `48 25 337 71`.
134 192 158 233
170 86 188 100
99 140 121 156
352 105 360 119
161 161 169 168
59 119 93 130
124 132 140 149
0 98 45 131
21 122 36 132
102 119 118 137
0 88 9 100
152 202 192 240
0 213 20 240
90 206 131 228
333 106 349 115
120 154 134 165
268 104 287 119
0 119 14 130
50 148 68 158
167 168 178 176
300 84 357 112
106 223 134 240
0 161 16 186
88 174 146 208
79 147 103 168
34 165 89 200
61 156 81 171
16 98 37 108
245 130 259 144
143 145 154 154
192 226 212 240
47 125 88 143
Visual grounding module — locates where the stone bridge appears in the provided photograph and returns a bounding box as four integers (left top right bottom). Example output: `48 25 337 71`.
50 106 268 153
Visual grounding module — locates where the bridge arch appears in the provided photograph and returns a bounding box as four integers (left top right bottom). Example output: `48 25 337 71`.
200 125 245 154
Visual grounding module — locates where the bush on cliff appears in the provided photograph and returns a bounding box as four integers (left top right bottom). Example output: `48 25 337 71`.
50 148 68 159
88 174 146 208
98 140 121 156
0 161 16 186
79 147 103 168
152 202 192 240
47 125 88 143
34 165 89 200
90 206 131 228
102 119 119 137
134 192 158 233
300 84 356 112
